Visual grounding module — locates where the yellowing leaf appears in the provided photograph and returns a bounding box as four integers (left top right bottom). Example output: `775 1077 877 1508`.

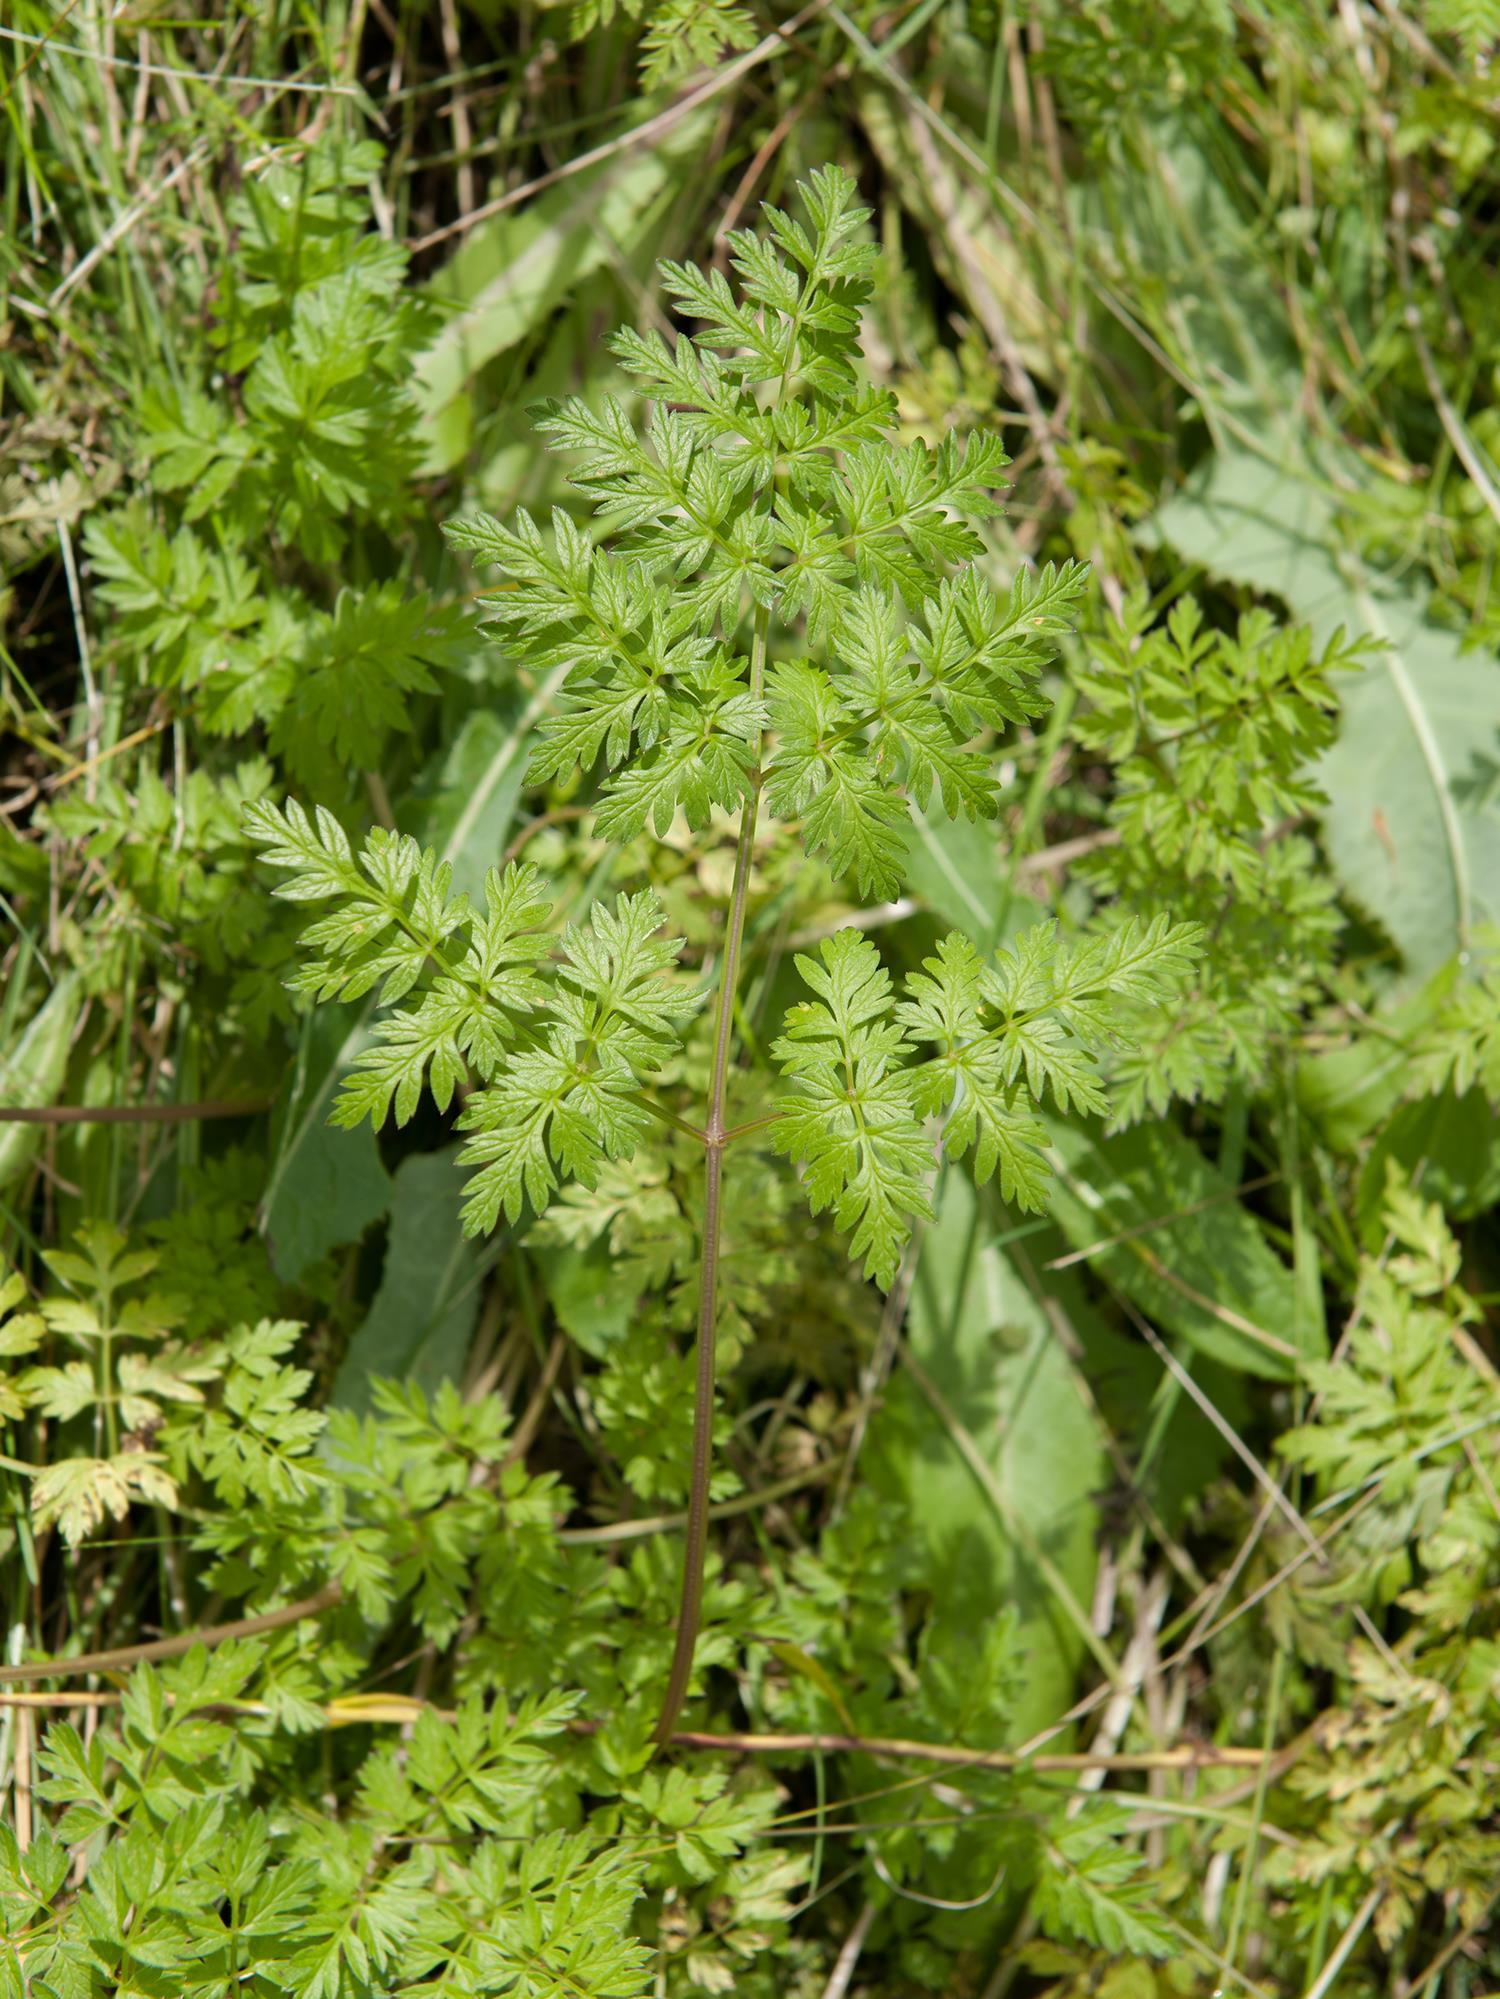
32 1453 179 1545
21 1362 97 1422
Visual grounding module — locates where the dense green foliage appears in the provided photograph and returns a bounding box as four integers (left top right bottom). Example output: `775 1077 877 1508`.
4 3 1500 1995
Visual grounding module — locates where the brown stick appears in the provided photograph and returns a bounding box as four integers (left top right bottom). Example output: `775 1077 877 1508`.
500 1334 567 1469
0 1583 342 1683
44 716 173 792
0 1099 272 1125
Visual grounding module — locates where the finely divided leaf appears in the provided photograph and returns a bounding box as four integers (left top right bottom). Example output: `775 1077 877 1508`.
772 931 933 1286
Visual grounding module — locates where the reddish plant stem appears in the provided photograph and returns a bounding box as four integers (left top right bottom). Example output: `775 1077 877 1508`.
653 602 769 1748
0 1584 343 1684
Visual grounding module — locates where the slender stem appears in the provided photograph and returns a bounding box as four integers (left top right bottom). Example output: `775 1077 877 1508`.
665 1727 1292 1778
100 1326 118 1460
654 601 770 1748
100 1278 119 1462
559 1457 837 1546
0 1583 343 1684
625 1090 708 1145
1301 1886 1381 1999
0 1100 271 1124
1223 1642 1285 1976
720 1111 781 1146
0 1693 1304 1795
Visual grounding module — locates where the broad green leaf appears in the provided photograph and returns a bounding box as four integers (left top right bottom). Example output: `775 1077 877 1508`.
1154 444 1500 985
412 112 715 469
0 973 81 1191
1044 1114 1313 1379
1295 960 1457 1151
1356 1089 1500 1243
332 1148 483 1414
899 800 1008 945
1083 121 1497 985
534 1238 636 1359
418 658 566 889
405 707 528 905
865 1170 1105 1743
261 1009 392 1283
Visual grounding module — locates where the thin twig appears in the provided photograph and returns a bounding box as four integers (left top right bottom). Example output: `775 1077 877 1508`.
1395 1885 1499 1999
1047 1153 1301 1364
499 805 589 865
437 0 475 218
1044 1173 1279 1271
559 1459 838 1545
717 87 826 246
1068 1573 1169 1813
0 1100 271 1125
1009 1487 1375 1769
1127 1306 1323 1557
902 113 1077 519
55 523 99 796
13 1708 31 1851
0 1584 342 1684
50 139 215 307
1390 180 1500 532
1303 1885 1381 1999
786 898 918 949
0 1686 1299 1796
1013 826 1121 878
821 1900 877 1999
668 1726 1284 1776
500 1335 566 1469
44 715 173 792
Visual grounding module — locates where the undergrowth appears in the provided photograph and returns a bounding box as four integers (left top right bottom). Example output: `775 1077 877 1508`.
2 3 1499 1996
